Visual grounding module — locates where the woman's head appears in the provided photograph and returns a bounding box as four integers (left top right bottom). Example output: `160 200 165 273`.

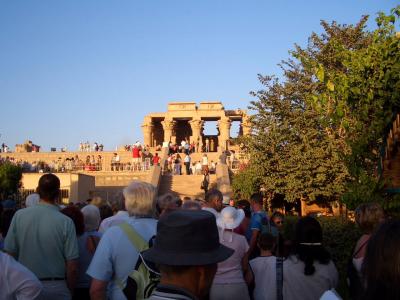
81 204 101 232
355 202 385 234
294 216 330 275
61 206 85 236
362 220 400 300
156 193 181 218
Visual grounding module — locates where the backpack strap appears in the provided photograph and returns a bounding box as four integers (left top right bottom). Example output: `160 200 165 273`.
115 223 148 291
353 239 369 258
276 257 283 300
119 222 148 252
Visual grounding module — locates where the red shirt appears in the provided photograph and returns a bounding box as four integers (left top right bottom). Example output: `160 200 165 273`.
132 147 140 158
153 155 160 165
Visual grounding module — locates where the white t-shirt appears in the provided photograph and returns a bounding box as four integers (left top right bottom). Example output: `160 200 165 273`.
283 255 338 300
87 217 157 300
0 252 42 300
250 256 277 300
202 156 208 166
213 231 249 284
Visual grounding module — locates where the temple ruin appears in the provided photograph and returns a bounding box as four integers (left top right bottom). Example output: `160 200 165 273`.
141 101 251 152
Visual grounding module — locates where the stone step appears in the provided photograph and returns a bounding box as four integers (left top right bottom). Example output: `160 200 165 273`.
158 174 217 199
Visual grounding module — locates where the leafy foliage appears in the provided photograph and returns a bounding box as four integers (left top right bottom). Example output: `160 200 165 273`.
0 162 23 200
234 7 400 208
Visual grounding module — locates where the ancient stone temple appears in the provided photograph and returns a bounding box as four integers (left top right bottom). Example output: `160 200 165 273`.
142 102 251 152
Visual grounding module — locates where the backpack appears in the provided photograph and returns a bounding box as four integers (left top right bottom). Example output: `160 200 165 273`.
347 240 368 300
117 223 160 300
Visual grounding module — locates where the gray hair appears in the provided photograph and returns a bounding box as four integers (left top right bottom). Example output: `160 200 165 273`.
123 180 156 217
81 204 101 232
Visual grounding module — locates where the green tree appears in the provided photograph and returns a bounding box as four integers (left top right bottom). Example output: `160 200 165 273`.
234 7 400 209
0 162 23 200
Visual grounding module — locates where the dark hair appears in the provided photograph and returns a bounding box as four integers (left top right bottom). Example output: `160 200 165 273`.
236 199 251 218
293 217 331 275
272 211 284 220
99 204 113 221
250 193 263 204
37 173 60 201
258 232 275 251
61 206 85 236
355 202 385 234
205 189 223 204
1 208 16 238
362 220 400 300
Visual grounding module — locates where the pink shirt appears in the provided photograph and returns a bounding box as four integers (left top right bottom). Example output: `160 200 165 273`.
213 231 249 284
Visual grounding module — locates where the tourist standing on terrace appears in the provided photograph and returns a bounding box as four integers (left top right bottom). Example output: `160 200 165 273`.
132 145 141 170
4 173 79 299
184 153 191 174
87 181 157 300
152 152 160 166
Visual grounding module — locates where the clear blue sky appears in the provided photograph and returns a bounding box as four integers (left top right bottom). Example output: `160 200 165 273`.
0 1 396 151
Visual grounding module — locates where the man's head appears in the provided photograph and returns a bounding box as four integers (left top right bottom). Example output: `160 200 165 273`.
258 232 275 252
123 180 156 217
204 189 223 212
37 173 60 202
142 210 233 298
250 192 263 212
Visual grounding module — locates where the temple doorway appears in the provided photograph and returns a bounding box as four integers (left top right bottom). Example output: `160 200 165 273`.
175 119 192 145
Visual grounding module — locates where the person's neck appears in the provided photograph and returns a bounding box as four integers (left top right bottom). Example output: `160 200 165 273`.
253 205 263 213
160 278 199 299
39 199 56 205
260 249 273 257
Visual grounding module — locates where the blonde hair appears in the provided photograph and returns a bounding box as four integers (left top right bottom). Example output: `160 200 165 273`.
123 181 156 217
355 202 385 234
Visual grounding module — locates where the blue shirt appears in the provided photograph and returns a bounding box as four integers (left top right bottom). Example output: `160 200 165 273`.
76 231 102 288
250 211 268 232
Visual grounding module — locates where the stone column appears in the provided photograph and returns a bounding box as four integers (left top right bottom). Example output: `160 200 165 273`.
189 119 204 152
161 119 176 143
241 116 252 136
218 118 231 152
141 122 154 147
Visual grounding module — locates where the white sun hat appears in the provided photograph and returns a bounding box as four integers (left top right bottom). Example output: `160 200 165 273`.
217 206 245 230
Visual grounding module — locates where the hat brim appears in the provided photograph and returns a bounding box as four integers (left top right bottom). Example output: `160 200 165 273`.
142 244 234 266
216 209 245 230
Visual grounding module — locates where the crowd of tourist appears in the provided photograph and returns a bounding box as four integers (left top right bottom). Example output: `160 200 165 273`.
1 173 399 300
79 142 104 152
1 143 10 153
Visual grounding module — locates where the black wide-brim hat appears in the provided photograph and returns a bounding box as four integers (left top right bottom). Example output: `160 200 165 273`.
142 210 234 266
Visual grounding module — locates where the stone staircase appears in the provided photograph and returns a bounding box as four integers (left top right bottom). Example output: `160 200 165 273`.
158 174 217 199
382 113 400 189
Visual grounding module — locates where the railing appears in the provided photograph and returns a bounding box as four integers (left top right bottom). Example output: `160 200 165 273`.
13 158 152 173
